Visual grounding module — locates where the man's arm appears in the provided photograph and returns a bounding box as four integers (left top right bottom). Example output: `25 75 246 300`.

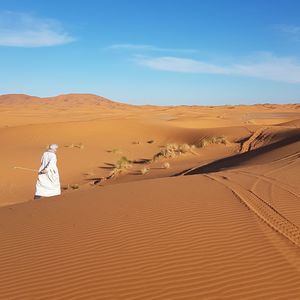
39 154 55 174
39 169 48 174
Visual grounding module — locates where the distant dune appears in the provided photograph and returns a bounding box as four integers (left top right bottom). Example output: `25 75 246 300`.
0 93 300 299
0 93 125 107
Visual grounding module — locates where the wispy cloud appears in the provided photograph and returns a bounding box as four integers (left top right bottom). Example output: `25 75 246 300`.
136 56 228 74
275 24 300 42
108 43 197 53
135 53 300 83
279 25 300 34
0 11 74 47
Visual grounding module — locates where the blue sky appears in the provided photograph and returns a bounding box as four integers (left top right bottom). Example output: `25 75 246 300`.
1 0 300 105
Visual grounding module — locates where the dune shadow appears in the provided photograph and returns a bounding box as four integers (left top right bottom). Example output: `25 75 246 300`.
175 132 300 176
132 158 151 164
99 162 115 170
84 177 106 184
129 171 143 175
84 177 104 181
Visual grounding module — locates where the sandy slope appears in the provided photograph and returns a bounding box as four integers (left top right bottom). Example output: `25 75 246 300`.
1 175 300 300
0 94 300 299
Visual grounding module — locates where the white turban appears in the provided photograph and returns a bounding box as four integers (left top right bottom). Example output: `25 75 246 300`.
48 144 59 151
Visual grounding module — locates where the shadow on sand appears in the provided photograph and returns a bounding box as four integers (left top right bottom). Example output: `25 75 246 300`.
174 131 300 176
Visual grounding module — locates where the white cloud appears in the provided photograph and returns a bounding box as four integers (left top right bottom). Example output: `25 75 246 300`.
279 25 300 34
275 24 300 42
136 53 300 83
0 11 74 47
108 43 197 53
136 56 228 74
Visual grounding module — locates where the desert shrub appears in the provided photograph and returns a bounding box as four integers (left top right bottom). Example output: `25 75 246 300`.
107 148 122 154
152 143 195 161
70 184 80 189
65 143 84 149
140 167 150 175
178 143 191 153
65 143 74 148
75 143 84 150
197 136 229 148
152 144 178 160
162 162 170 169
109 156 132 178
62 184 80 190
115 156 132 168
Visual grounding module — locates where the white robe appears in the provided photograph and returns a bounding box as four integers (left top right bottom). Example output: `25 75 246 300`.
35 151 61 197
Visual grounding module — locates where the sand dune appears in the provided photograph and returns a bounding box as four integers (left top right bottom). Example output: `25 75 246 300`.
0 93 118 106
0 94 300 299
1 176 300 299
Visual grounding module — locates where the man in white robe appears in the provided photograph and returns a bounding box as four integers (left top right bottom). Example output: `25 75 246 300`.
34 144 61 199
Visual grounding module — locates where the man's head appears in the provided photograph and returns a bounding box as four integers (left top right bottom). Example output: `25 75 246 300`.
48 144 59 152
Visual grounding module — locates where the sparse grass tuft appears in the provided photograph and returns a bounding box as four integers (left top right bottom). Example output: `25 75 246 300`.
152 143 195 161
70 184 80 190
178 143 192 153
140 167 150 175
63 184 80 190
197 136 229 148
65 143 74 148
115 156 132 169
162 162 170 169
109 156 132 178
75 143 84 150
65 143 84 149
153 144 178 160
107 148 122 154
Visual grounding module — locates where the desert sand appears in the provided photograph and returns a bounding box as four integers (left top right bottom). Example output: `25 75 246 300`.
0 94 300 299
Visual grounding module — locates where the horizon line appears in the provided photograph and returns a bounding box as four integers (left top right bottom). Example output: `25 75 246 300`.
0 92 299 107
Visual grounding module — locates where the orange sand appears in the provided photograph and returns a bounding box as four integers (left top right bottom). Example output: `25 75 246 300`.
0 94 300 299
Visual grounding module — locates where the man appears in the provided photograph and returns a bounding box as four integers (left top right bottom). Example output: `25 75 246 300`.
34 144 61 200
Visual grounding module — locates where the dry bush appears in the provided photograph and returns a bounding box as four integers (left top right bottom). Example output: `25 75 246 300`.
62 184 79 190
107 148 122 154
162 162 170 169
65 143 84 149
178 143 192 153
197 136 229 148
109 156 132 178
152 143 195 161
65 143 74 148
69 184 80 190
152 144 178 160
75 143 84 150
140 167 150 175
